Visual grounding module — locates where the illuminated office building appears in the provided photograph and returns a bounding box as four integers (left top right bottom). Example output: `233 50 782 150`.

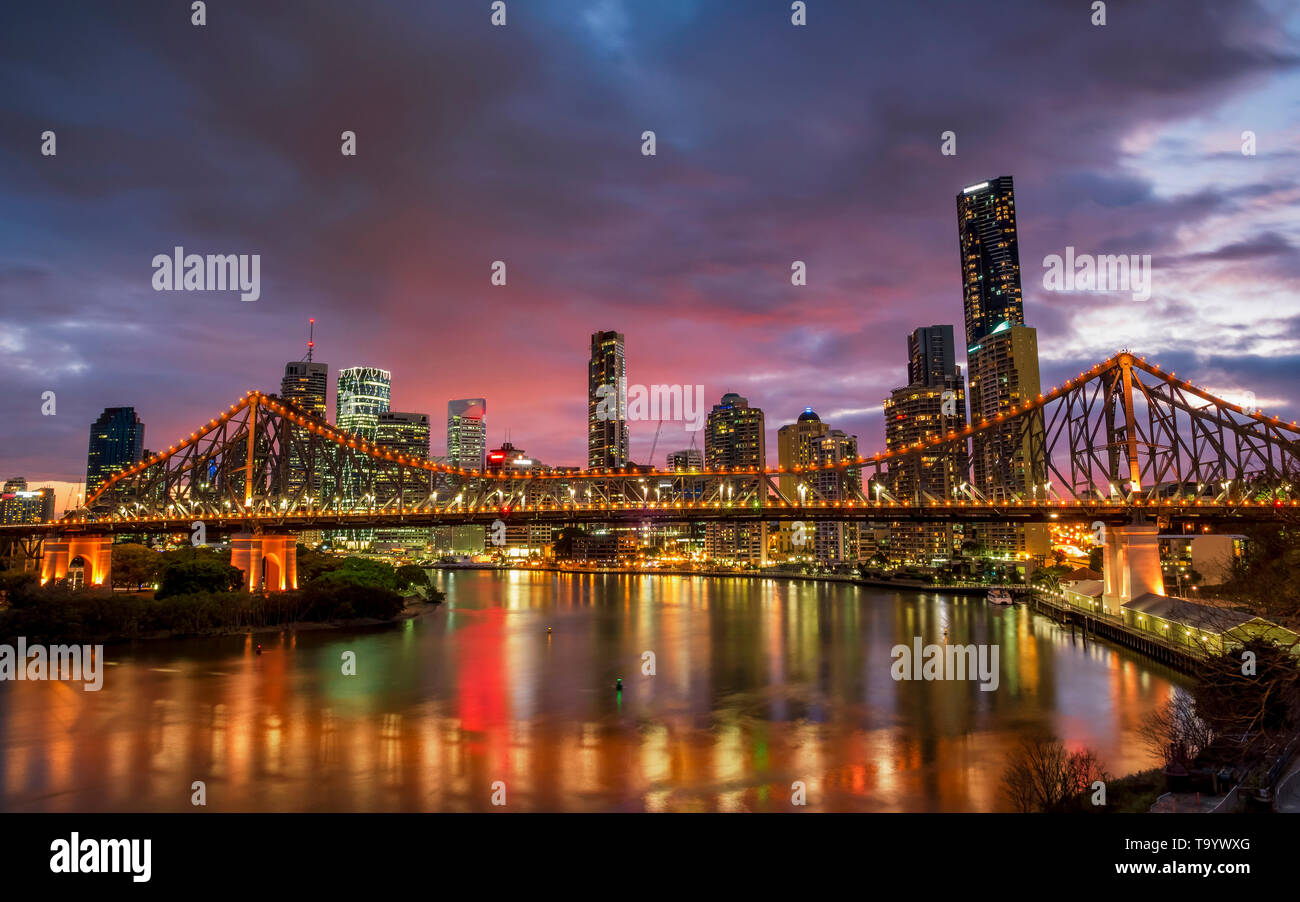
86 407 145 496
588 331 629 469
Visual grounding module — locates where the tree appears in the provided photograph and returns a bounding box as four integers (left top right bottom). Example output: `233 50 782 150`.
313 557 399 591
1219 525 1300 626
157 558 243 599
0 569 38 605
1000 732 1108 812
112 543 163 591
1087 547 1103 572
1032 569 1062 593
392 564 444 602
296 544 342 584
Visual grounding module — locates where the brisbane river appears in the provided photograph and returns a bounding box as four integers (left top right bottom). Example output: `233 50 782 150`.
0 571 1187 812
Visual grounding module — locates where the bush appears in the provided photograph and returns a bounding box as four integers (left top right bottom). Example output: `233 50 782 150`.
156 558 244 599
0 580 407 644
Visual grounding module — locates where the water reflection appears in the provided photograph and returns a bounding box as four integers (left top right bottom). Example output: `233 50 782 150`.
0 571 1184 811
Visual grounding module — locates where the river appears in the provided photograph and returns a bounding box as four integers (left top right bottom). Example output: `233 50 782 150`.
0 571 1185 811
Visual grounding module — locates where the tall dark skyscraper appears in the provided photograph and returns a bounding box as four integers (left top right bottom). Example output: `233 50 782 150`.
281 360 330 498
86 407 145 495
908 325 958 388
957 175 1024 346
587 330 629 469
955 177 1047 559
281 361 329 419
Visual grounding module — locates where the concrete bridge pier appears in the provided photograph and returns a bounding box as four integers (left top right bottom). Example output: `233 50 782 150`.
40 534 112 588
231 532 298 592
1101 523 1165 614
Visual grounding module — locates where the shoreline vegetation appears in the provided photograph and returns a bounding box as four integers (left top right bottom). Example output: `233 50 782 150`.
0 544 444 645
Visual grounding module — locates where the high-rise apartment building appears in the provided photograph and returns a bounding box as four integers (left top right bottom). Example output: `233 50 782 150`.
86 407 145 496
588 331 629 469
885 326 970 564
704 393 766 563
957 177 1047 560
777 409 860 564
958 176 1024 346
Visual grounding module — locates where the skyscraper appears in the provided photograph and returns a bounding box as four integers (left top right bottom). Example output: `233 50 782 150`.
588 331 629 469
280 361 329 499
446 399 487 471
375 411 432 548
957 176 1024 346
704 393 766 564
281 361 329 419
336 366 391 439
908 325 958 389
885 326 970 563
86 407 145 496
376 411 431 460
957 177 1047 559
777 409 861 564
336 366 391 516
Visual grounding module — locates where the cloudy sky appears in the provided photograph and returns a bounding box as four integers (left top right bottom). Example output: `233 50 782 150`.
2 0 1298 507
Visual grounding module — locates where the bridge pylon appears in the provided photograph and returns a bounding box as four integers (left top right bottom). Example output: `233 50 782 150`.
1100 522 1165 615
231 532 298 593
40 534 112 588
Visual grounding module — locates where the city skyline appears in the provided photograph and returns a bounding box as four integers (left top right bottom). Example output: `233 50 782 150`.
3 1 1298 497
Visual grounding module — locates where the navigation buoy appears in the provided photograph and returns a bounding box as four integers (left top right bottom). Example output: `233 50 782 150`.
615 678 623 692
255 644 263 656
547 627 552 635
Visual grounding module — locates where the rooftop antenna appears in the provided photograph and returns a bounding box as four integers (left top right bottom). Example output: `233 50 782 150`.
304 318 316 362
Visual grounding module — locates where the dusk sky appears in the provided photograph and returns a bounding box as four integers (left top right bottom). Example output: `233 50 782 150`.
3 0 1298 507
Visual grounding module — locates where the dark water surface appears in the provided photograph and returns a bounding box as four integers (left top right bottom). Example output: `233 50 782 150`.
0 571 1185 811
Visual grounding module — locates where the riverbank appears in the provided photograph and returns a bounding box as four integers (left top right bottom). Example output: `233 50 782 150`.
448 562 1022 597
0 586 436 645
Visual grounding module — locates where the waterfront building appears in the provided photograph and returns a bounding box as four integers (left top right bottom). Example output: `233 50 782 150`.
704 393 766 564
884 325 970 564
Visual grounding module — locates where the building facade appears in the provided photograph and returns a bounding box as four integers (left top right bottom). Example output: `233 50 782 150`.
446 399 487 471
704 393 766 564
86 407 145 496
777 409 861 564
1 479 55 525
957 177 1047 560
884 325 970 564
588 331 629 469
280 360 329 498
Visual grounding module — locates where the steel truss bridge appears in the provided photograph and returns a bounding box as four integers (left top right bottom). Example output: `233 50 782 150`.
3 352 1298 544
